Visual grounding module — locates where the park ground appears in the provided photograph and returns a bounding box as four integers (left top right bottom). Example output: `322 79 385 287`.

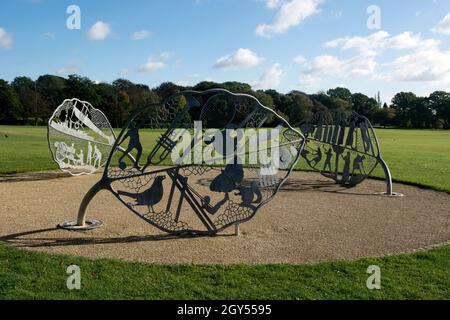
0 126 449 299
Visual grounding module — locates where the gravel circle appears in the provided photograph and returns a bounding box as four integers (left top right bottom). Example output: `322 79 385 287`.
0 170 449 265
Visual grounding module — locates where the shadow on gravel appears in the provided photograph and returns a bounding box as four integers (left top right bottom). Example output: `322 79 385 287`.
0 227 234 249
0 172 71 183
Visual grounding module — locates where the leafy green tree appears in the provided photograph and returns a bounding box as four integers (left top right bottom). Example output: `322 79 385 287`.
310 91 350 111
155 82 181 101
265 89 293 116
428 91 450 129
194 81 222 92
391 92 418 128
286 91 313 124
65 75 100 106
220 82 252 93
116 90 132 127
0 80 22 124
327 87 352 105
351 93 378 119
95 82 118 126
36 75 66 121
372 108 397 128
409 97 434 129
11 77 37 123
253 91 274 109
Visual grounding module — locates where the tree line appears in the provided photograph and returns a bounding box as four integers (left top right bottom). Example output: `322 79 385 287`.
0 74 449 129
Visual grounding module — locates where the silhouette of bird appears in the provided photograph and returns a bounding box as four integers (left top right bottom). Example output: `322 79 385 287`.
118 176 165 213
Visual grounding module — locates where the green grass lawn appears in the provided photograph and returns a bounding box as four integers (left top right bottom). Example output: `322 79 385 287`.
0 125 449 300
1 126 449 192
1 244 448 300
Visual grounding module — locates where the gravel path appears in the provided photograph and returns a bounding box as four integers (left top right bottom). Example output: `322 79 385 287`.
0 170 448 265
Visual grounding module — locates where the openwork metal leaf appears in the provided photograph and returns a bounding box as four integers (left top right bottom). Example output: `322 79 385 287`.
48 98 115 176
298 110 382 187
104 89 305 235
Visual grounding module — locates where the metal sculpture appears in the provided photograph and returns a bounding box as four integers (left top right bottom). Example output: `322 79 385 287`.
53 89 305 235
297 110 400 196
48 98 138 229
48 98 116 176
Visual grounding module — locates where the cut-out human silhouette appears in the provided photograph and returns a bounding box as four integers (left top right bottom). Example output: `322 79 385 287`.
93 145 102 168
310 146 323 167
202 193 230 215
345 119 357 149
349 154 367 186
87 142 93 166
235 182 262 211
76 149 84 166
323 147 333 173
118 176 166 213
210 163 244 193
118 122 143 170
341 152 352 184
67 143 76 165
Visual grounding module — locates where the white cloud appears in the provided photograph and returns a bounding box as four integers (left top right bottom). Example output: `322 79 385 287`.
433 13 450 35
213 48 263 69
256 0 323 38
298 73 321 87
387 32 440 50
325 31 440 53
88 21 111 40
131 30 151 40
138 58 166 72
298 52 377 87
160 51 175 59
0 27 12 49
324 31 389 53
377 48 450 84
253 63 284 89
307 28 450 90
293 54 306 63
57 65 80 75
266 0 281 9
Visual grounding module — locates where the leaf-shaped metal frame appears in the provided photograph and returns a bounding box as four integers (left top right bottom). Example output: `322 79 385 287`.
58 89 306 234
297 110 399 196
48 98 117 176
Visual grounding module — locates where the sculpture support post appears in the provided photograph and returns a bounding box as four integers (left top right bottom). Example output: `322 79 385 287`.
77 180 108 226
379 158 392 195
58 179 107 230
376 158 403 197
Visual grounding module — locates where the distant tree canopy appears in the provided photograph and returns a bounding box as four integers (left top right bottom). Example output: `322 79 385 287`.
0 74 449 129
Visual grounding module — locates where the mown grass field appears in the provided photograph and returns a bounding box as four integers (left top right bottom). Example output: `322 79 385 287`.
0 243 448 300
0 125 449 300
1 126 450 192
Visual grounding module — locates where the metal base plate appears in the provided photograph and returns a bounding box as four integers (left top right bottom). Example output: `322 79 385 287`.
374 192 404 197
57 219 103 231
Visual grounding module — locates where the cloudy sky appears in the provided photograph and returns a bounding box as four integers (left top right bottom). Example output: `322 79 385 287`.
1 0 450 103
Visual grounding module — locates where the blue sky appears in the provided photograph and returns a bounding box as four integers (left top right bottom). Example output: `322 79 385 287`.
1 0 450 103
